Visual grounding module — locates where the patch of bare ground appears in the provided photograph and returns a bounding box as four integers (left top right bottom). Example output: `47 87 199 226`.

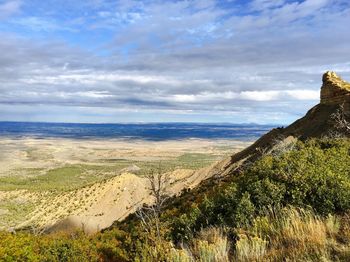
0 137 250 233
16 157 230 234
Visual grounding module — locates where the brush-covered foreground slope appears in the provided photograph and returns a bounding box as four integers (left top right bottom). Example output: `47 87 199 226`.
1 137 350 261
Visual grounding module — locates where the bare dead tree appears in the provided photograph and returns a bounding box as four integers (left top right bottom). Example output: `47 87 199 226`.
328 104 350 138
146 168 170 214
29 223 48 235
255 146 270 157
270 135 297 157
136 163 171 241
333 104 350 132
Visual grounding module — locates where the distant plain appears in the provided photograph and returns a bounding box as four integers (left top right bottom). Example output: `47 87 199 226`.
0 136 251 230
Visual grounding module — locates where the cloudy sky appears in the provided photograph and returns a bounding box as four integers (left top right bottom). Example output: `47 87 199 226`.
0 0 349 124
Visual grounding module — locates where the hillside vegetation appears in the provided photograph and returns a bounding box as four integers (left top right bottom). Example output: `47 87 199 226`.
1 138 350 261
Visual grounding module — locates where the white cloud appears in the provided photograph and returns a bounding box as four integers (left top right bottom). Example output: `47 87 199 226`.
250 0 287 11
12 16 73 32
240 91 280 101
19 71 180 86
171 89 319 103
0 0 21 19
285 89 319 100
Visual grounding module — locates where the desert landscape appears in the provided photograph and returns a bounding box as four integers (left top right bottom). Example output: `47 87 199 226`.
1 0 350 260
0 137 251 232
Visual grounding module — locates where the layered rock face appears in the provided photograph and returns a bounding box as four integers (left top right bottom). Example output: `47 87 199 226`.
225 71 350 174
321 71 350 112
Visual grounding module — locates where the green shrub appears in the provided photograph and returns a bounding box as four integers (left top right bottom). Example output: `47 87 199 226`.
0 231 99 262
239 138 350 215
171 138 350 243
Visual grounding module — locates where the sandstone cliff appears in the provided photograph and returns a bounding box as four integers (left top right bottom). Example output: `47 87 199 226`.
221 71 350 175
321 71 350 111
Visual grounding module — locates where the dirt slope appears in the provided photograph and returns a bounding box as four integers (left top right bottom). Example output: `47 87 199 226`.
18 165 219 233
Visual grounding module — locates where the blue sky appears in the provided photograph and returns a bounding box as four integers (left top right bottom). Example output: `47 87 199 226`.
0 0 349 124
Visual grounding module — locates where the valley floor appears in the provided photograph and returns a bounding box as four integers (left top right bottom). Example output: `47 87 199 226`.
0 137 251 232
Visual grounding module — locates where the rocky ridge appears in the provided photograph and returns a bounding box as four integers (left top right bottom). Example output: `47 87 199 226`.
321 71 350 111
221 71 350 175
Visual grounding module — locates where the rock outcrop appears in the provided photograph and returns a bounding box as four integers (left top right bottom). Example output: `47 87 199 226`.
321 71 350 112
220 71 350 175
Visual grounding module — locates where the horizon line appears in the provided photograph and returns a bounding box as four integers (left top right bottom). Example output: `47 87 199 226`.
0 120 280 126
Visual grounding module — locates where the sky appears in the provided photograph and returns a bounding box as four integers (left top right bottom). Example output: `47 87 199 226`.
0 0 349 124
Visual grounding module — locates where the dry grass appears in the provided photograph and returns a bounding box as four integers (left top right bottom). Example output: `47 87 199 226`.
194 228 230 262
241 207 349 261
169 248 193 262
150 207 350 262
168 207 350 261
168 228 229 262
235 234 268 261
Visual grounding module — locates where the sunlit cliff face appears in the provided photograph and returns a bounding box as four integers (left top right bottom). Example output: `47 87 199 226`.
321 71 350 112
